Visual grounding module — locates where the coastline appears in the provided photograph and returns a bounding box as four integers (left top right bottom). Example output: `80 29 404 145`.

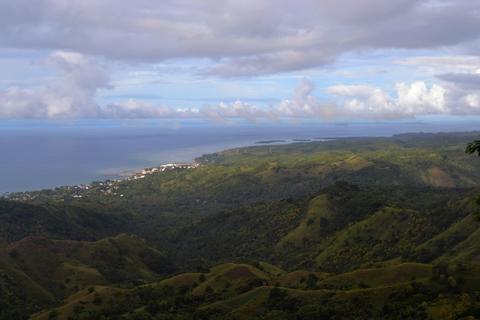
0 137 328 199
0 161 201 201
3 121 480 195
7 127 479 198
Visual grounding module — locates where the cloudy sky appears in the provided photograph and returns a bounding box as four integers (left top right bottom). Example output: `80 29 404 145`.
1 0 480 122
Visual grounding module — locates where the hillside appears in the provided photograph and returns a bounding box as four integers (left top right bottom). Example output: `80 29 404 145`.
0 200 134 243
0 234 173 319
32 262 480 320
169 183 479 272
1 132 480 319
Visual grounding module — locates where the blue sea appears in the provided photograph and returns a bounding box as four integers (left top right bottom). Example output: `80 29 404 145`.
1 119 480 194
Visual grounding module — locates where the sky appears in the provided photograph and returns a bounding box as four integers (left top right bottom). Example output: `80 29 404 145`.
1 0 480 123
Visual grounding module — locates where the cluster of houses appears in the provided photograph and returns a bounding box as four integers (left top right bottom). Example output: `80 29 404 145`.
2 184 92 201
2 162 201 201
2 192 35 201
126 162 200 181
69 184 91 198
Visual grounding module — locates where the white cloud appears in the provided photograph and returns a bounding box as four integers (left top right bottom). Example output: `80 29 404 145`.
394 55 480 114
1 51 480 120
0 87 45 118
463 94 480 109
0 51 109 118
396 82 447 114
0 78 463 120
326 80 480 119
326 82 444 118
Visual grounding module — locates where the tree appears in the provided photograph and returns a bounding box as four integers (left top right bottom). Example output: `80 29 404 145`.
466 140 480 156
466 141 480 220
306 274 318 289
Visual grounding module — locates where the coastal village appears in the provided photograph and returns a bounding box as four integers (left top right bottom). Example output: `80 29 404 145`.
2 162 199 202
126 162 199 181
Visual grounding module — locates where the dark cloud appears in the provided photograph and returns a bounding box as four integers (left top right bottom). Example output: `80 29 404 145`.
1 0 479 76
437 72 480 90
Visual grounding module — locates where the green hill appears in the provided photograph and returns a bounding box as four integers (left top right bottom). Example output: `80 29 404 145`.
1 132 480 319
0 200 134 243
0 234 173 318
33 262 480 320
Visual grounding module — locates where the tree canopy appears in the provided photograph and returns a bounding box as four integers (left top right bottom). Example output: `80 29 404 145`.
466 140 480 156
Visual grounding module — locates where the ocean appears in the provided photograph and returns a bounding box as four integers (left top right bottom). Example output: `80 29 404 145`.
1 119 480 194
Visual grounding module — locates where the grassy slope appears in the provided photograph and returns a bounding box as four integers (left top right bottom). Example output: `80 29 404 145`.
36 262 480 320
0 233 173 317
32 286 130 320
169 183 477 272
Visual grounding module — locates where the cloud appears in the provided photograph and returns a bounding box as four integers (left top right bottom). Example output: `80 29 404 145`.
103 100 197 119
208 50 337 77
396 55 480 84
271 80 451 120
325 80 480 118
398 56 480 72
103 99 277 123
276 79 329 118
0 50 282 120
99 78 480 120
326 82 446 118
1 51 480 120
437 72 480 90
0 51 109 118
1 0 480 76
462 94 480 109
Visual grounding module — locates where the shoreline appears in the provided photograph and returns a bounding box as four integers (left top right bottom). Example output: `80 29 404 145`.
1 137 329 198
6 128 476 198
2 123 480 196
0 161 201 201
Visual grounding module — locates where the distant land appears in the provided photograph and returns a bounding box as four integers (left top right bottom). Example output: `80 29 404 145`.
255 139 287 144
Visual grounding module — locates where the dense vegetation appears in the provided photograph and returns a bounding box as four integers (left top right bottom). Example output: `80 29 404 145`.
1 131 480 319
